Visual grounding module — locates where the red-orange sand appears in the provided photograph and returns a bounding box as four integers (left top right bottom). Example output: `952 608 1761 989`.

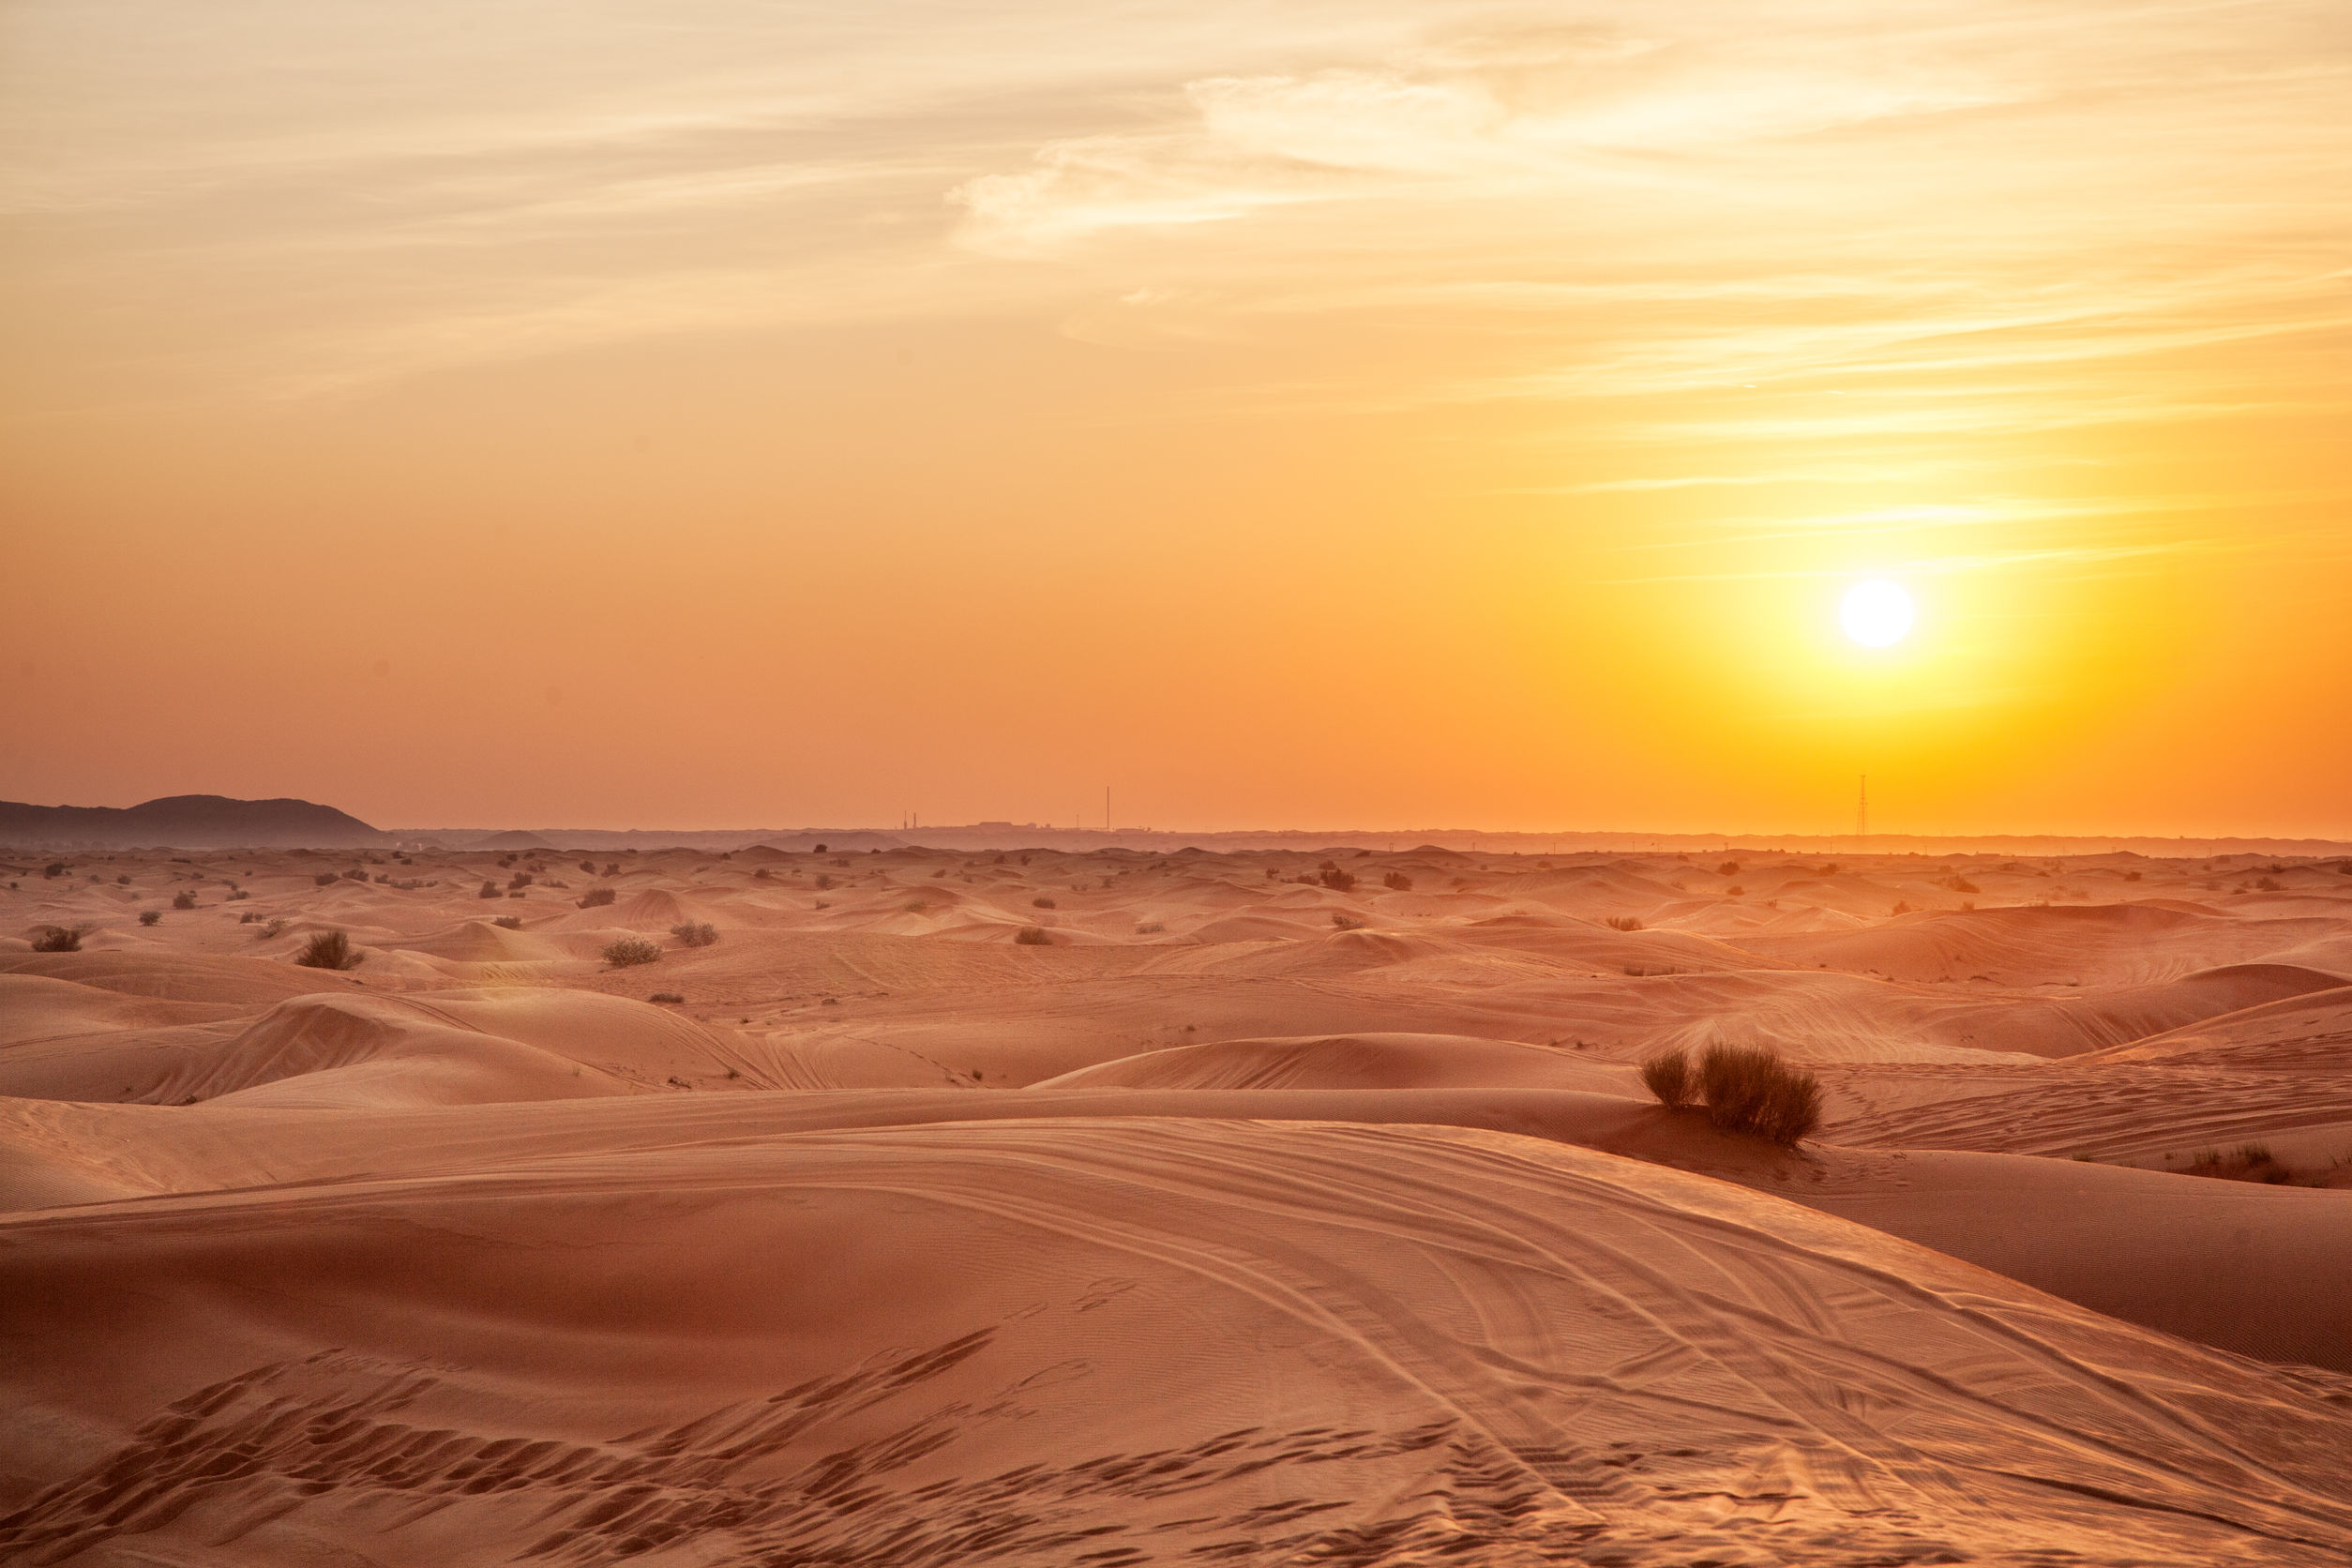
6 843 2351 1565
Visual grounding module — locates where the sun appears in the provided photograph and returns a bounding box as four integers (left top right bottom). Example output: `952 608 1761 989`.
1840 580 1915 647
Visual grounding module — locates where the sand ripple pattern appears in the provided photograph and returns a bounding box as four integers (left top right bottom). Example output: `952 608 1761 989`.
6 1122 2352 1565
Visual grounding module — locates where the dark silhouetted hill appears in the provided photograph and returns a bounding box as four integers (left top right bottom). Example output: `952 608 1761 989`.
0 794 388 847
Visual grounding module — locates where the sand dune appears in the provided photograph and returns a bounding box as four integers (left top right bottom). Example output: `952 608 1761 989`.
7 843 2352 1563
6 1121 2351 1566
1037 1031 1638 1092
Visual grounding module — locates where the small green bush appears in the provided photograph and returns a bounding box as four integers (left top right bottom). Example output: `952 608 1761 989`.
579 886 616 908
650 991 685 1004
478 881 501 898
1015 926 1051 945
604 936 661 967
139 909 162 927
172 890 198 910
313 871 339 886
31 925 83 952
1382 871 1413 891
259 917 287 939
1033 897 1057 909
670 921 718 948
1639 1048 1695 1108
493 915 522 929
294 929 361 970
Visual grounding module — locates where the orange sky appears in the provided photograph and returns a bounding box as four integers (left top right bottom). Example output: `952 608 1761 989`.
3 2 2346 837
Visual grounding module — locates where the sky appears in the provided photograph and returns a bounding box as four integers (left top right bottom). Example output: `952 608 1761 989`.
3 0 2346 837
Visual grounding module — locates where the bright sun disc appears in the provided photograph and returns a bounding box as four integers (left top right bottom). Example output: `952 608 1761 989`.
1840 580 1914 647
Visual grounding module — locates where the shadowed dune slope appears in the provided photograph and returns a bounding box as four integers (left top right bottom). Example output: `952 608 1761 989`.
4 1121 2351 1567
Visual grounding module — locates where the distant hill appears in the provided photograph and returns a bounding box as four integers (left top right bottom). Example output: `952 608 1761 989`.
0 794 388 848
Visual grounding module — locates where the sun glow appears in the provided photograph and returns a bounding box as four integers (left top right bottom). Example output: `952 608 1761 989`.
1840 580 1915 648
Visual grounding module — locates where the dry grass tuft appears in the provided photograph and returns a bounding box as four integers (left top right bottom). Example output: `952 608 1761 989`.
603 937 662 967
1639 1048 1694 1108
1696 1045 1821 1145
294 929 361 970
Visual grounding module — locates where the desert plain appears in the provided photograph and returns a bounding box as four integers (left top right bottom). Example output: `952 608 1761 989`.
4 841 2352 1566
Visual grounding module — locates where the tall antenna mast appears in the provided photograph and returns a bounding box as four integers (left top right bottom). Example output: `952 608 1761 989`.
1858 774 1868 840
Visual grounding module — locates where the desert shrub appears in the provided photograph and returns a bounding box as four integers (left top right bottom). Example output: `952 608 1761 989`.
260 917 287 939
603 936 661 967
2255 876 2282 892
2124 870 2143 882
1136 920 1165 934
1319 867 1356 892
294 928 361 970
116 873 131 885
671 921 718 948
603 863 620 877
1639 1048 1695 1108
139 909 162 927
240 911 259 923
579 859 596 873
1718 861 1740 876
1331 912 1364 930
43 862 68 878
1949 877 1979 894
1696 1045 1821 1145
340 868 367 882
1604 914 1643 931
30 926 83 952
1726 885 1744 897
493 914 522 929
172 889 198 910
478 881 500 898
905 899 929 912
227 887 249 900
756 867 773 880
650 991 685 1004
1014 925 1051 945
579 886 617 908
313 871 339 886
509 871 534 889
1891 900 1911 915
1381 871 1413 891
814 873 834 891
1033 896 1057 909
1265 867 1280 880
